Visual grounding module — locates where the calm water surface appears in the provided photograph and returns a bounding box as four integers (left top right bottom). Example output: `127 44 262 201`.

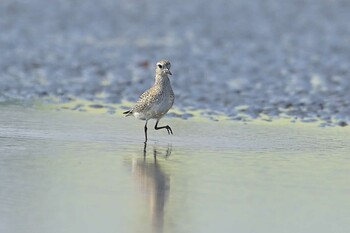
0 104 349 233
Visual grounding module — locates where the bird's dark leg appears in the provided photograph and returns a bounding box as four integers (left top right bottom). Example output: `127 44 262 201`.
154 119 173 135
143 142 147 157
144 120 148 143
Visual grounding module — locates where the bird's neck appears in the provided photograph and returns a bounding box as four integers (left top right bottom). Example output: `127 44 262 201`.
154 74 170 86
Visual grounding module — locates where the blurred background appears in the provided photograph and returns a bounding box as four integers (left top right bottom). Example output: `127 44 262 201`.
1 0 350 124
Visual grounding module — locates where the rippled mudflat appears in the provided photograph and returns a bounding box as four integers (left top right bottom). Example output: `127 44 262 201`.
1 103 349 233
1 0 350 125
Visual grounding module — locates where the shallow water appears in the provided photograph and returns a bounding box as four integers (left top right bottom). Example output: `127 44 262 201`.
1 104 350 233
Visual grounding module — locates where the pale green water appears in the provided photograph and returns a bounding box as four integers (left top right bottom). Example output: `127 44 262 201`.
0 104 349 233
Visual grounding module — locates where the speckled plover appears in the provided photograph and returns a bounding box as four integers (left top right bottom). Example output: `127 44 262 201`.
123 60 175 143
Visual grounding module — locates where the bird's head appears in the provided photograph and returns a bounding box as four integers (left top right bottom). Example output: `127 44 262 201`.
155 60 172 76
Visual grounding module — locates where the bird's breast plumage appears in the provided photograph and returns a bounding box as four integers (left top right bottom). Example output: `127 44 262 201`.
131 74 174 120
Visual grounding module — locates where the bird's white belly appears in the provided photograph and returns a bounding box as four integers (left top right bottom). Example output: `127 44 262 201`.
134 99 172 120
133 112 147 120
150 101 172 117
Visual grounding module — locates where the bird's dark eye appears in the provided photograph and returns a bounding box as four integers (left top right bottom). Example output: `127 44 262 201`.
157 64 163 68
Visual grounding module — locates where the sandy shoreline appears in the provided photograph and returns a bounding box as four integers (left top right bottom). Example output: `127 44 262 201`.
1 101 349 152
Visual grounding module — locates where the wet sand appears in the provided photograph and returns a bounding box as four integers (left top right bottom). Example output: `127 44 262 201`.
1 103 349 233
1 0 350 124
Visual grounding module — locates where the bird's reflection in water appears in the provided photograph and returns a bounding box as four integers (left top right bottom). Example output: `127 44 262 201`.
131 143 172 233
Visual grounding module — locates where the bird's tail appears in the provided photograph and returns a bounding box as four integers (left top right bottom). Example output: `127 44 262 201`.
123 110 133 117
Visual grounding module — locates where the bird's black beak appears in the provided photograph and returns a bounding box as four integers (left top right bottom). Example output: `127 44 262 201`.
165 69 172 75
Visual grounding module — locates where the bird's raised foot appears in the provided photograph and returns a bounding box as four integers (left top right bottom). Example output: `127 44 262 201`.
166 126 173 135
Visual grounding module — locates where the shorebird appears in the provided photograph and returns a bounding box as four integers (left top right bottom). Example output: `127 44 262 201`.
123 60 175 143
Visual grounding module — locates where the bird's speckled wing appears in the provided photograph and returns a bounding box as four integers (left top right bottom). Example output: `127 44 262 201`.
133 85 163 113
